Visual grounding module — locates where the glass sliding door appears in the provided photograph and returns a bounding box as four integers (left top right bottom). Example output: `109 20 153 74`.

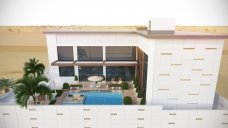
106 66 135 81
78 66 103 81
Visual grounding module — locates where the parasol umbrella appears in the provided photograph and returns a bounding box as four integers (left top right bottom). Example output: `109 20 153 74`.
87 76 103 82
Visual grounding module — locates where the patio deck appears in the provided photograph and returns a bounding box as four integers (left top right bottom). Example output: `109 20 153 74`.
55 91 68 105
122 84 138 104
81 83 109 91
55 81 138 105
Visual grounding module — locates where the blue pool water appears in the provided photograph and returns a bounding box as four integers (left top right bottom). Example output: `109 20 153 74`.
67 91 123 105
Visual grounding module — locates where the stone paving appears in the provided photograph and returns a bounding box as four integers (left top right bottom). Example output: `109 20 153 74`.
122 84 138 104
55 91 68 105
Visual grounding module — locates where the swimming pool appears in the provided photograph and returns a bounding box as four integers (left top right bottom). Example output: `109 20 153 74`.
64 91 123 105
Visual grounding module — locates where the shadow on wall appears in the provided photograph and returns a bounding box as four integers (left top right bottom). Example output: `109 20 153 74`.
217 75 228 99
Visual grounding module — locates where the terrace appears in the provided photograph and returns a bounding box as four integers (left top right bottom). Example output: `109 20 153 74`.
50 80 141 105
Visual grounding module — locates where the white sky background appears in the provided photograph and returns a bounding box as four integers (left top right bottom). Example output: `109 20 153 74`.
0 0 228 26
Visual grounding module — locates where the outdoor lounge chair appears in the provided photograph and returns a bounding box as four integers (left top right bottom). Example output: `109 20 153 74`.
118 80 122 84
89 83 96 88
101 81 106 85
96 82 101 88
111 78 118 84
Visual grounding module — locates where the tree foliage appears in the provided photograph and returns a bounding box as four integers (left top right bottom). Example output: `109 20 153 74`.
14 75 52 107
23 58 45 77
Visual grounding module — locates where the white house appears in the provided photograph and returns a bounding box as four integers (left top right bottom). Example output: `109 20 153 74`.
44 19 228 109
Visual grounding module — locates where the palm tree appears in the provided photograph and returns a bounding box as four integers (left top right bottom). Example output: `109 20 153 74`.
23 58 45 77
14 75 52 107
0 78 15 93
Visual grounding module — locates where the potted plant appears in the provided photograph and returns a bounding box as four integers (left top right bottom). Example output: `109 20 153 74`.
62 83 70 91
74 75 79 83
137 91 142 98
123 96 132 105
136 86 140 93
140 97 145 105
132 77 136 84
121 82 128 90
134 80 139 89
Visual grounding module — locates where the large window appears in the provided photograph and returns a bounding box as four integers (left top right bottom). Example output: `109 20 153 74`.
78 46 103 61
57 46 74 61
106 46 136 61
79 66 103 81
59 66 75 76
106 66 135 81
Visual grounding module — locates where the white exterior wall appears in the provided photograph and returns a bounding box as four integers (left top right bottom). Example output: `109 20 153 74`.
151 39 224 109
1 105 228 128
137 36 156 105
56 33 137 46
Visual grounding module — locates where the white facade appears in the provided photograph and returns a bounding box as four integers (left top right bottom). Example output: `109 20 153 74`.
151 39 223 109
44 30 224 109
1 105 228 128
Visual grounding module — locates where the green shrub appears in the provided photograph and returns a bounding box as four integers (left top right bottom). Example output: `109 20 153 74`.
137 91 142 98
49 100 57 105
123 96 132 105
74 75 78 81
121 82 128 90
136 86 140 92
70 84 83 88
140 98 145 105
57 90 63 93
134 83 139 88
55 90 63 97
109 84 121 88
133 77 138 85
63 83 70 89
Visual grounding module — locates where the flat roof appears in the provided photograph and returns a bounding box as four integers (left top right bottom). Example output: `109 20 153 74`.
43 29 228 39
137 30 228 39
43 29 135 34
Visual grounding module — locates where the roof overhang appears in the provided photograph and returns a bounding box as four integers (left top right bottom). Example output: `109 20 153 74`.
43 29 228 39
51 60 138 66
104 61 138 66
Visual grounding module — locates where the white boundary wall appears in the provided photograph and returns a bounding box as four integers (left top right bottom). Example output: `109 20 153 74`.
0 105 228 128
